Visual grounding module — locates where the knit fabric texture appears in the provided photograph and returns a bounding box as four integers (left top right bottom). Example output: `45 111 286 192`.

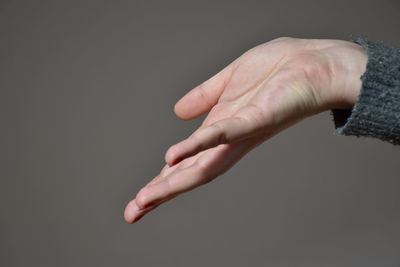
331 36 400 145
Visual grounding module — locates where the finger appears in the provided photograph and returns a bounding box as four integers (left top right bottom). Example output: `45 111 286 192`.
166 107 266 166
174 63 234 120
124 198 160 224
151 153 202 183
124 161 195 223
124 149 211 223
136 138 255 210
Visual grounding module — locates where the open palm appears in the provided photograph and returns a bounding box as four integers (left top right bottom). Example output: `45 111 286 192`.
124 37 367 223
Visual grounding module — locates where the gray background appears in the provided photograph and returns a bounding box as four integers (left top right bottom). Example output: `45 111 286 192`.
1 0 399 266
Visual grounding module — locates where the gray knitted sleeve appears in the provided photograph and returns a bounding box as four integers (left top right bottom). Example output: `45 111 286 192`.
331 36 400 145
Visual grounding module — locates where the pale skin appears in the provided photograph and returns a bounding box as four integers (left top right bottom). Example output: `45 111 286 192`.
124 37 368 224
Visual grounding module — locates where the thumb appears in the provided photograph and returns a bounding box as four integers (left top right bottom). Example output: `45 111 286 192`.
174 63 234 120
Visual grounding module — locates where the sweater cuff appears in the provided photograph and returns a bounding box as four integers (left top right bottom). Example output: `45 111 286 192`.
331 36 400 145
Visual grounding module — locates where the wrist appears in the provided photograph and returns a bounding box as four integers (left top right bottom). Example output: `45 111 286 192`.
329 41 368 110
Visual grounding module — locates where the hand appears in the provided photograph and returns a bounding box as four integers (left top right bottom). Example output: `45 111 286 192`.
124 37 368 224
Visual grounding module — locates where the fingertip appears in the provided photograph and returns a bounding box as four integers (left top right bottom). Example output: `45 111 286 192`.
173 101 181 118
174 99 192 120
165 147 174 167
174 88 213 120
124 200 137 224
165 146 181 167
